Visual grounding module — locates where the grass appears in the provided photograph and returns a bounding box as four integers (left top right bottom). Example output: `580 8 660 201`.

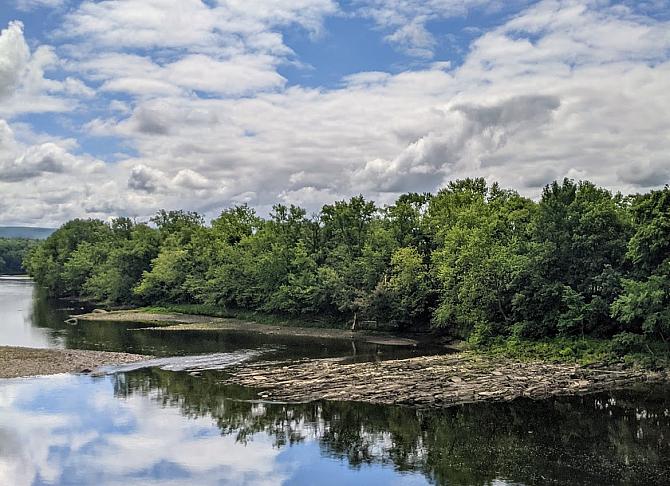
141 304 234 318
475 336 670 370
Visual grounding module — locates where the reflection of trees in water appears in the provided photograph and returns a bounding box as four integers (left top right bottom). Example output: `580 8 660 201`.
113 368 670 486
30 288 413 359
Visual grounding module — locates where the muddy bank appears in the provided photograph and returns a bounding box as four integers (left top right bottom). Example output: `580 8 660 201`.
75 310 420 346
0 346 149 379
225 352 668 408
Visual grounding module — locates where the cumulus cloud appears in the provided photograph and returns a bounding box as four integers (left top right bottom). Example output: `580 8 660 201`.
84 53 285 97
352 95 561 192
61 1 334 99
0 20 92 116
173 168 215 190
0 123 103 182
618 160 670 188
127 164 164 193
0 21 30 99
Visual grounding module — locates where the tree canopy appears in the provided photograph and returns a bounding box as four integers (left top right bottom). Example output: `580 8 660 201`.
0 238 37 274
24 180 670 342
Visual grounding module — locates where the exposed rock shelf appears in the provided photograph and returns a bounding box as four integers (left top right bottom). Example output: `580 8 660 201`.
226 353 668 408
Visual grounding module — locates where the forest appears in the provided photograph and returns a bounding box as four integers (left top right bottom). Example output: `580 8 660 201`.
24 179 670 346
0 238 37 274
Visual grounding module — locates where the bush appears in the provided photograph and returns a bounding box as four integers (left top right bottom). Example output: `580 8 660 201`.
610 332 646 356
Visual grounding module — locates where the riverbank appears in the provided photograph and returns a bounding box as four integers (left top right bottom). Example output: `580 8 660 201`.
0 346 149 379
225 352 668 408
71 309 670 408
74 309 422 346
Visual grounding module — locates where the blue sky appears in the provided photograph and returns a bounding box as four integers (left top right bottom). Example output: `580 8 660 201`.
0 0 669 226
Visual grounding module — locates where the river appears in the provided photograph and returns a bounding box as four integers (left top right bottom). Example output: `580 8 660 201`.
0 277 669 485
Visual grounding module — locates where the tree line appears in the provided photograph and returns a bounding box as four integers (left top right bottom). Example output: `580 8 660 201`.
24 178 670 343
0 238 37 274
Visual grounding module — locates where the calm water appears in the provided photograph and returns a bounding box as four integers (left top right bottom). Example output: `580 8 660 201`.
0 276 439 363
1 278 669 485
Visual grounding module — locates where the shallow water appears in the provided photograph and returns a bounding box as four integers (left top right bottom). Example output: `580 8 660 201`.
1 278 669 485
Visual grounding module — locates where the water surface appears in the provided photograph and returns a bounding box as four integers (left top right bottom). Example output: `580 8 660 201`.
0 276 438 363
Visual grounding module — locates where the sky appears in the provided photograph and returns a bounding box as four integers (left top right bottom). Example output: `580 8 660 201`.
0 0 669 226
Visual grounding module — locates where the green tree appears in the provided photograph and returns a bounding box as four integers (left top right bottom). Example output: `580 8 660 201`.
366 247 432 329
612 187 670 341
24 219 110 296
431 180 534 339
512 180 631 338
0 238 37 274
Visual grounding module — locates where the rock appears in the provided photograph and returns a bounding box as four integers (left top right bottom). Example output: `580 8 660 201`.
223 352 668 409
570 380 590 388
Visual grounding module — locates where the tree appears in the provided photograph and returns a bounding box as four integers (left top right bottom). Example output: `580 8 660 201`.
24 219 110 296
0 238 37 274
84 223 160 304
612 187 670 341
321 196 377 258
511 180 631 338
430 180 534 339
366 247 433 329
22 181 669 345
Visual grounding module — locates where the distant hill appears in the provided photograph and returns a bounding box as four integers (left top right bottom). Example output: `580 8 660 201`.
0 227 55 239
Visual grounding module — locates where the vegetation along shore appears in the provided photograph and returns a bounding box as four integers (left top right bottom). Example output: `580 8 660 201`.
19 178 670 392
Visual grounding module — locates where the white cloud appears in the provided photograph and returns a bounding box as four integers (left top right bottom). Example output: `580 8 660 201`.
0 21 30 100
0 121 104 183
62 0 337 51
1 1 670 226
173 168 215 190
352 94 561 192
0 20 92 116
61 1 334 99
127 164 166 193
85 53 286 97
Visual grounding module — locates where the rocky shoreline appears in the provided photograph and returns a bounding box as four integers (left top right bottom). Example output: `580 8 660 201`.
225 352 668 408
0 346 149 379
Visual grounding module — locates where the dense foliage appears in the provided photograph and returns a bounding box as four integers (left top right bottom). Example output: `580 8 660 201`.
24 179 670 343
0 238 37 274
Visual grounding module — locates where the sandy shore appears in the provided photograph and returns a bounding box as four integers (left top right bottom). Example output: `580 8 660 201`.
75 310 420 346
0 346 149 379
225 352 669 408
